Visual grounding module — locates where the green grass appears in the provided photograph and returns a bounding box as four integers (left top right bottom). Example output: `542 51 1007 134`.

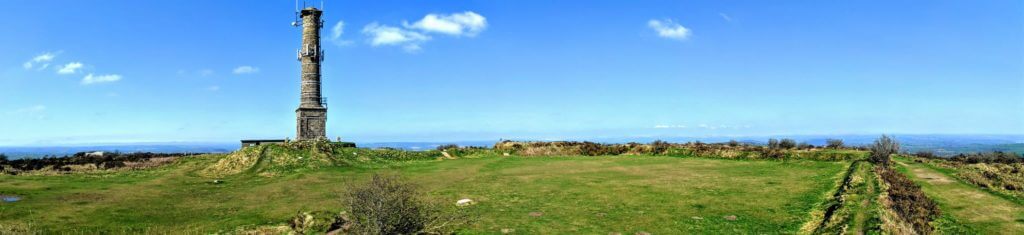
0 154 847 234
812 160 883 234
893 157 1024 234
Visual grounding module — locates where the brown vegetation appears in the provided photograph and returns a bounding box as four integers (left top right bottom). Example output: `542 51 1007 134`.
877 167 941 234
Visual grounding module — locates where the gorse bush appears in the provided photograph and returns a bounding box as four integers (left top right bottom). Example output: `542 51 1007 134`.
344 174 468 235
651 140 671 154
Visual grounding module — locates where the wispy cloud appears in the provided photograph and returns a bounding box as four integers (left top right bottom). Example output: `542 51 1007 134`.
330 20 354 46
57 62 84 74
23 52 57 70
81 73 122 85
9 105 47 119
207 85 220 91
648 19 690 40
362 22 431 52
719 13 733 22
405 11 487 37
232 66 259 74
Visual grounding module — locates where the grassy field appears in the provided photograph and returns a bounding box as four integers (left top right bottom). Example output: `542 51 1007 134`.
893 157 1024 234
0 154 847 234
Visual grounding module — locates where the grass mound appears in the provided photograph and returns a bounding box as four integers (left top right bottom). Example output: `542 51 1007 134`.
202 141 447 177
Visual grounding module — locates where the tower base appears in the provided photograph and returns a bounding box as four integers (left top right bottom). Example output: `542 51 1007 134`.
296 107 327 140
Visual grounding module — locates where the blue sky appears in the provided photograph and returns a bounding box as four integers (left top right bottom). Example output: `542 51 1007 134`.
1 0 1022 145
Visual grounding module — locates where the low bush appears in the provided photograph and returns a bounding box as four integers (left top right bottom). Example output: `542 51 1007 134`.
345 174 469 235
2 152 196 175
878 167 940 234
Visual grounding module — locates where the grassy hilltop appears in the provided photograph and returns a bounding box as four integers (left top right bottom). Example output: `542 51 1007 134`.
1 141 1022 234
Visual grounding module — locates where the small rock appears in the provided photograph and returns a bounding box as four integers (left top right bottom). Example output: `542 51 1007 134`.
503 152 511 156
529 212 543 217
212 180 223 184
635 232 651 235
691 216 703 220
456 198 474 206
501 228 514 234
724 215 737 221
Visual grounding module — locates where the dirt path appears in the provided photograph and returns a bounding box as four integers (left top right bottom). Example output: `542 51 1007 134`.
895 158 1024 234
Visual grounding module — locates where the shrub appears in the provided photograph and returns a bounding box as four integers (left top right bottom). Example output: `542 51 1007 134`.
870 135 900 167
435 144 459 151
914 151 936 159
878 168 940 234
651 140 670 154
826 139 844 149
727 140 740 147
779 139 797 149
344 174 467 235
768 139 780 149
0 154 8 163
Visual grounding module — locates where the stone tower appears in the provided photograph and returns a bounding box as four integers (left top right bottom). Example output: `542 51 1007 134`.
296 7 327 141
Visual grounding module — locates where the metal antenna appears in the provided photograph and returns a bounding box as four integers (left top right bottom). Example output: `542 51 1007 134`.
291 0 301 27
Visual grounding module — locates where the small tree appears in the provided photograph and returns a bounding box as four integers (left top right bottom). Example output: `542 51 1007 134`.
767 138 780 149
826 139 844 149
0 153 8 163
779 139 797 149
870 135 900 167
727 140 740 147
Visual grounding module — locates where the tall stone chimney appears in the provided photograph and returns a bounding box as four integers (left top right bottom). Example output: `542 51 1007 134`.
296 7 327 141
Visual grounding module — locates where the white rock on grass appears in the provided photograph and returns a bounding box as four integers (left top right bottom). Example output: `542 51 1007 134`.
456 198 474 206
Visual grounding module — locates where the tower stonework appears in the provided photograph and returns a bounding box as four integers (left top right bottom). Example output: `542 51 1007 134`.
296 7 327 141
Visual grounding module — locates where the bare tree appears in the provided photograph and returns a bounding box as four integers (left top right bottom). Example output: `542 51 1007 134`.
825 139 844 149
768 138 780 149
779 139 797 149
870 135 900 167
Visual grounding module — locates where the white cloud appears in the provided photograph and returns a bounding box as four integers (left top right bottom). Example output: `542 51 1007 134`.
362 22 430 52
23 52 57 70
232 66 259 74
405 11 487 37
57 62 84 74
648 19 690 40
81 73 122 85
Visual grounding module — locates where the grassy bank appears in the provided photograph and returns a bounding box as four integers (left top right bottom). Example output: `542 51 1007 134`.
893 157 1024 234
